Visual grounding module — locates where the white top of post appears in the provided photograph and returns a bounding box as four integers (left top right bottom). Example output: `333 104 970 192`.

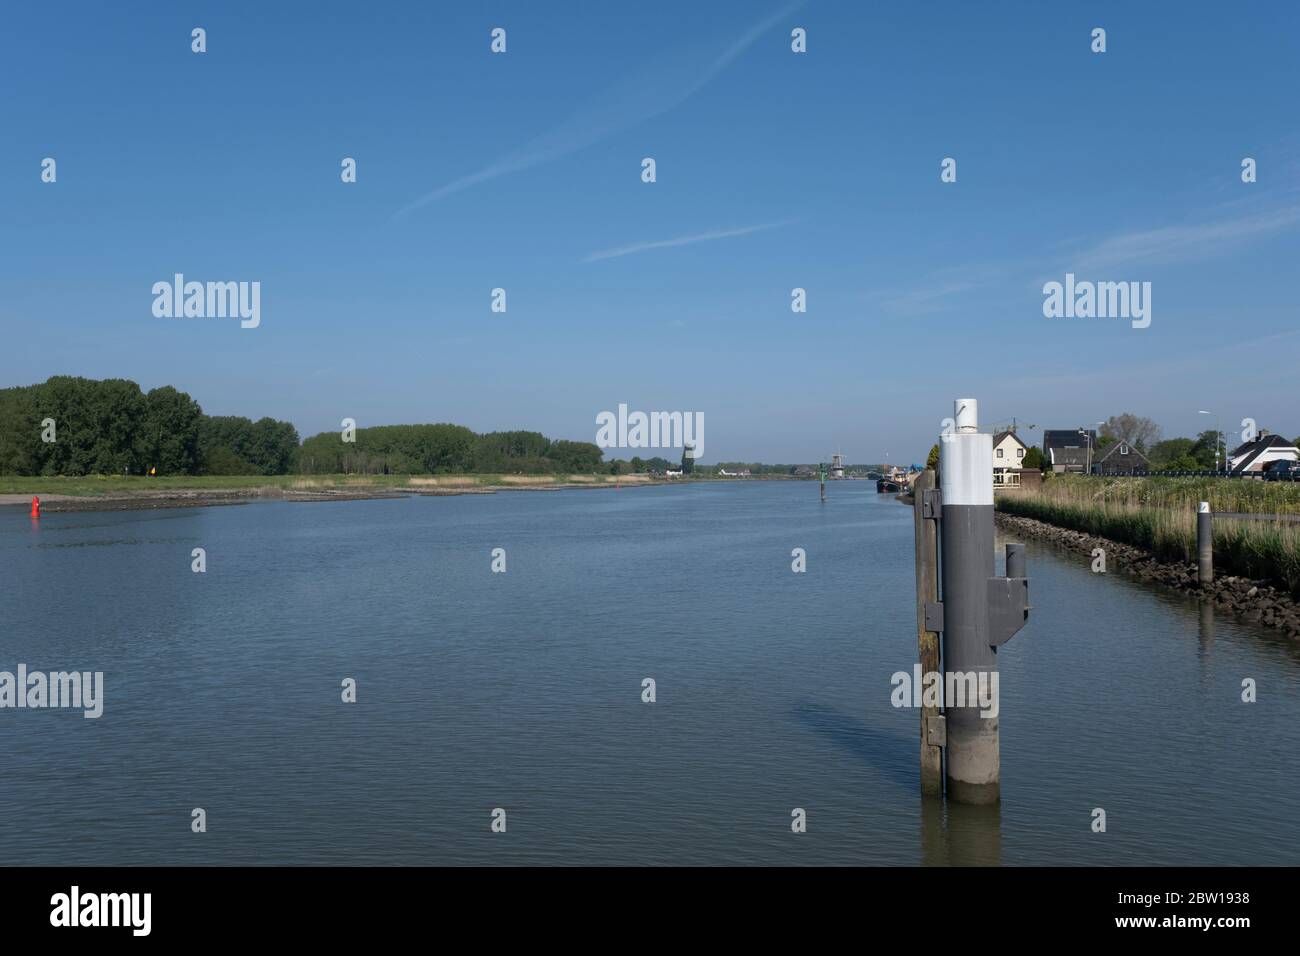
941 398 993 506
954 398 979 433
1199 501 1210 514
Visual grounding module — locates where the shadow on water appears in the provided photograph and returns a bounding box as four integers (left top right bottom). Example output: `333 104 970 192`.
791 703 1004 865
791 701 915 790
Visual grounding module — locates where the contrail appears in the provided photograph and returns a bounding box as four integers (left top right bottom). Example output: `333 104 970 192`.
583 221 791 262
393 1 804 219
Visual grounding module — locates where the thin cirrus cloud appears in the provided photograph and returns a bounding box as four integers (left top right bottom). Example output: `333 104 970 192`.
877 197 1300 316
583 221 791 263
1066 201 1300 273
392 1 804 219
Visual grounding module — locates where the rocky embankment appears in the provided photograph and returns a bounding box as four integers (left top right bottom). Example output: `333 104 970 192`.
10 490 260 512
995 512 1300 641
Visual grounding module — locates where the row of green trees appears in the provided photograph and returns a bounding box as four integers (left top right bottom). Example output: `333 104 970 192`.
200 415 302 476
0 377 301 476
1142 434 1226 470
296 426 605 475
0 377 607 477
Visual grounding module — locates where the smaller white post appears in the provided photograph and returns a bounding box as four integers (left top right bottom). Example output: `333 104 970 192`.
1197 502 1213 586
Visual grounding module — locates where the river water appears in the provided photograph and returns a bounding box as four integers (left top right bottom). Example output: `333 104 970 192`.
1 481 1296 865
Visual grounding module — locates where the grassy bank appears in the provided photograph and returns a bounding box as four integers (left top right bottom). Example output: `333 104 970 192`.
0 472 656 498
997 475 1300 595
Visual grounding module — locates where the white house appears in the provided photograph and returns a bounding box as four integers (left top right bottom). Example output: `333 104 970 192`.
992 430 1028 486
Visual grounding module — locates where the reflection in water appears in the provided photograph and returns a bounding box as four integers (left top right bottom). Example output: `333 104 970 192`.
1198 598 1216 689
945 800 1002 866
920 794 1002 866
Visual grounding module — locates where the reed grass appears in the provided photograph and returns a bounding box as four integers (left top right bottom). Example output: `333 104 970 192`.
998 475 1300 595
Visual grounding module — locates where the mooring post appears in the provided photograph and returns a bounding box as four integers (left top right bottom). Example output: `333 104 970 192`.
1197 501 1213 586
937 398 1029 805
1006 542 1025 580
912 468 942 796
819 464 826 503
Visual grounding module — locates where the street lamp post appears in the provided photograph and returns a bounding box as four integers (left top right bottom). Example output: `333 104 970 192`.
1082 422 1105 474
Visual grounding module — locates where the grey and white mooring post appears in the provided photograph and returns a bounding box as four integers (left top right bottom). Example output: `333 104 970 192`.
1197 501 1213 586
934 398 1030 805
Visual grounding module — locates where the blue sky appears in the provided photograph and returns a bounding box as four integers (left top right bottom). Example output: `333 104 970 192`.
3 1 1298 463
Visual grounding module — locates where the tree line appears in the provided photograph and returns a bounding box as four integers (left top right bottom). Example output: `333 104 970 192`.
297 425 604 475
0 377 607 477
0 377 300 476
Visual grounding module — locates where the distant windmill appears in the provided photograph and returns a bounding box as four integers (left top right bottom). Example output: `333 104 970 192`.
830 451 845 479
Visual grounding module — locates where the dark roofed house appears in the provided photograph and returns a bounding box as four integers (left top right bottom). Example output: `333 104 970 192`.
1228 430 1300 475
1094 441 1149 474
1043 428 1099 474
1043 429 1096 456
1048 446 1090 473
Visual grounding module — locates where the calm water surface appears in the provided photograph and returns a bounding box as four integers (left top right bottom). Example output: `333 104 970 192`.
1 481 1297 865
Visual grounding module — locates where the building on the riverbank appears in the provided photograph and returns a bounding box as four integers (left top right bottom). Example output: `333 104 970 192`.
993 430 1028 487
993 468 1042 493
1228 430 1300 474
1043 429 1098 473
1047 445 1090 473
1094 441 1149 474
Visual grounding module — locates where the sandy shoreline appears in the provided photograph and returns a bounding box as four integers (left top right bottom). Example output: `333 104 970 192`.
0 477 673 513
0 489 265 512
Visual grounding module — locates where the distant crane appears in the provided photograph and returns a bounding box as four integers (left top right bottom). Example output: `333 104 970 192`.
991 418 1037 435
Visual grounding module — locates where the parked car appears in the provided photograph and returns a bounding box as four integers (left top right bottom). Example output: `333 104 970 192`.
1263 461 1300 481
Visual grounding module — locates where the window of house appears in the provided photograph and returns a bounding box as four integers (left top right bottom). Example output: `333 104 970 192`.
1017 447 1024 457
1120 444 1128 455
996 448 1003 458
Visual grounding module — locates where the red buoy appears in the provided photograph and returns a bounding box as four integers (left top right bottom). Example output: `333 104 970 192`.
30 496 40 518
